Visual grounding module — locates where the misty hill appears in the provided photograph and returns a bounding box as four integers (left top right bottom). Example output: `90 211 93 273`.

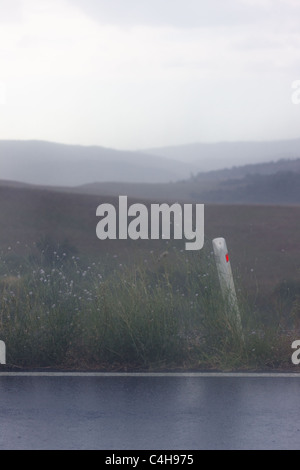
1 138 300 188
194 157 300 182
2 153 300 205
75 158 300 205
143 138 300 172
0 140 195 186
76 171 300 205
193 171 300 204
1 139 300 204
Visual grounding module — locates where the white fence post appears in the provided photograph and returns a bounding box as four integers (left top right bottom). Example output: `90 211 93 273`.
212 238 243 337
0 341 6 365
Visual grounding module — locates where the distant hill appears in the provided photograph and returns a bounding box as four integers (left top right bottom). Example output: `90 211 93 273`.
194 157 300 181
0 140 195 186
1 139 300 204
193 171 300 204
74 159 300 205
143 138 300 172
1 138 300 187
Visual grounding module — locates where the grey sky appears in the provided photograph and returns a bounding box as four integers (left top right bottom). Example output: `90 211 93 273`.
0 0 299 152
70 0 264 28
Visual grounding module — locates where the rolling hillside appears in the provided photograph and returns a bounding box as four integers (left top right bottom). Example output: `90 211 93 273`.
1 139 300 188
143 138 300 171
0 140 194 185
0 183 299 302
75 163 300 205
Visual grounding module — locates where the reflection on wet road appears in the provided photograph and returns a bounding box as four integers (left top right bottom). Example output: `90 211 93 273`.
0 374 299 450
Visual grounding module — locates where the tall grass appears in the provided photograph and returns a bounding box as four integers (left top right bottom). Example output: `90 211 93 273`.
0 241 297 370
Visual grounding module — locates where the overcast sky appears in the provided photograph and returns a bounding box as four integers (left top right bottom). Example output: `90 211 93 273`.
0 0 300 151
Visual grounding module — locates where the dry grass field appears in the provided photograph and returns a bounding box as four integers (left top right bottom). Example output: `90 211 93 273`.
0 182 299 369
1 183 299 297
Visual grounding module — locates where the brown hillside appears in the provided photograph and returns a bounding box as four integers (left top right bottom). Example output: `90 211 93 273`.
0 184 299 299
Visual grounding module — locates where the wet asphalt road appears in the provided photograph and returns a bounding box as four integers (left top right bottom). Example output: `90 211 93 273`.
0 373 300 450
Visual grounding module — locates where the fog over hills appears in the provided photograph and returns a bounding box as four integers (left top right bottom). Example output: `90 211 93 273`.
0 140 195 186
194 156 300 181
143 139 300 171
0 138 300 188
74 164 300 205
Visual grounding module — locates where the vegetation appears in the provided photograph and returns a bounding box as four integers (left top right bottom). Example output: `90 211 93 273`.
0 183 299 370
0 238 298 371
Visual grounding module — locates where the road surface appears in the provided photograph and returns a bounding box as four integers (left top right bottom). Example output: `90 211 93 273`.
0 372 299 450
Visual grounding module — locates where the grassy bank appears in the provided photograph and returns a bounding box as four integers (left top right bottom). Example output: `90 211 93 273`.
0 240 298 371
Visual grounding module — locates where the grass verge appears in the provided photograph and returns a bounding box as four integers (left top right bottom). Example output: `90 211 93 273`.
0 240 299 371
